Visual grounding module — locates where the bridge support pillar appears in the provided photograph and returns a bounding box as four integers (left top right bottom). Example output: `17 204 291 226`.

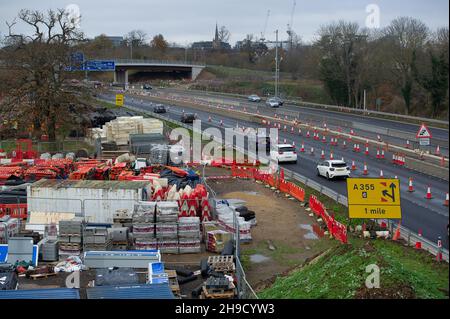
191 66 203 81
114 69 128 85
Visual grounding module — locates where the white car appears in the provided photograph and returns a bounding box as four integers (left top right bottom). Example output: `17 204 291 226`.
316 160 350 180
270 144 297 163
248 94 261 102
266 97 282 108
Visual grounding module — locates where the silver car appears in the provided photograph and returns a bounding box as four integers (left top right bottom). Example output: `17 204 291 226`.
266 97 281 107
248 94 261 102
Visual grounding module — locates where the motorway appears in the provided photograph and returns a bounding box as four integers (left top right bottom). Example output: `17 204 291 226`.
100 91 449 249
157 88 450 156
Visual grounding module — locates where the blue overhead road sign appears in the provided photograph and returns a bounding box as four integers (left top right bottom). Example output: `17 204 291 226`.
84 60 115 71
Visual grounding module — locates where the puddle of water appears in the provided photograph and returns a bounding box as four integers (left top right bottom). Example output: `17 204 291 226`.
299 224 323 240
250 254 271 263
242 191 259 195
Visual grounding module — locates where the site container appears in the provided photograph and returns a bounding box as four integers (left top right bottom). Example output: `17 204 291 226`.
27 180 152 223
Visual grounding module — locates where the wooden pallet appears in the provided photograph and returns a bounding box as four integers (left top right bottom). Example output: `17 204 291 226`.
29 272 57 280
207 255 235 272
59 243 81 249
165 270 180 295
201 286 234 299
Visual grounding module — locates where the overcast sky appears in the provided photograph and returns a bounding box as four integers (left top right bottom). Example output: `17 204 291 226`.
0 0 448 46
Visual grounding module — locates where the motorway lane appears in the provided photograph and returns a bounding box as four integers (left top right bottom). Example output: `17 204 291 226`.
100 93 449 248
159 88 449 155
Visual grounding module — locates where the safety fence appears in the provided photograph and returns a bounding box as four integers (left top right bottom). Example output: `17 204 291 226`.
231 165 351 245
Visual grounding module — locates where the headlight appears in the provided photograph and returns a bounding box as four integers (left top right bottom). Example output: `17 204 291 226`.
329 168 335 171
346 167 350 170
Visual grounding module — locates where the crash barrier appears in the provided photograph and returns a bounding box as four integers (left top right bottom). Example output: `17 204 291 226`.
0 203 28 219
309 195 348 244
231 166 305 202
375 219 449 262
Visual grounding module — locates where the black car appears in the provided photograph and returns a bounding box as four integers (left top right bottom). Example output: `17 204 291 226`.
153 104 166 113
143 84 152 90
181 113 197 123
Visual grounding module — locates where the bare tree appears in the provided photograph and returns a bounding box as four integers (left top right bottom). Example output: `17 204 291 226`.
124 29 147 47
218 26 231 43
0 8 87 140
383 17 429 115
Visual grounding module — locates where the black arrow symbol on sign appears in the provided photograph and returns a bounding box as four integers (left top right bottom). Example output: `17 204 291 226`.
382 183 396 202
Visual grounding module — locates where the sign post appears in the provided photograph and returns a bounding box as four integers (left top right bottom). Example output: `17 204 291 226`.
416 123 432 152
346 178 402 219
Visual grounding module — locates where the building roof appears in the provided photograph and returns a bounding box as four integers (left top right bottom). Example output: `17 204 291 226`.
0 288 80 299
31 179 151 190
86 283 175 299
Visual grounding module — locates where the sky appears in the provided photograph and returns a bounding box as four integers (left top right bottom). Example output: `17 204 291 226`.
0 0 448 46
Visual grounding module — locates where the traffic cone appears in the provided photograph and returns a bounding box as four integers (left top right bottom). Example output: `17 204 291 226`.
284 125 287 132
379 169 384 178
441 156 446 167
351 160 356 171
306 131 310 138
300 143 305 152
365 146 369 156
381 150 385 159
299 128 302 135
350 129 355 135
425 186 433 199
376 149 380 159
365 140 369 147
330 152 334 160
363 163 368 175
408 178 414 192
322 135 326 143
436 237 443 262
310 147 315 156
291 127 294 134
435 145 441 155
321 150 325 160
392 223 401 241
392 154 397 164
343 140 347 148
353 144 357 152
357 144 361 152
444 193 449 206
415 229 422 249
292 141 296 147
283 138 287 144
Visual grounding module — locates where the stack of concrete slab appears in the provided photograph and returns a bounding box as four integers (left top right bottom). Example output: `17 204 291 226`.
155 202 178 254
58 218 83 257
84 226 112 251
133 202 156 250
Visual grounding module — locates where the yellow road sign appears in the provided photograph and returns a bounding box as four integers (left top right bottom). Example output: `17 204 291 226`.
115 94 124 107
346 178 402 219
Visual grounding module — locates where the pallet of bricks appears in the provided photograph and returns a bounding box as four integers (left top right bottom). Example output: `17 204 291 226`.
203 221 233 254
155 202 179 254
111 209 132 250
132 202 157 251
84 225 111 251
58 218 83 257
0 216 20 244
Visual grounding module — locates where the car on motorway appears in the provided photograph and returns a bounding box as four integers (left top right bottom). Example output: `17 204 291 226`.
316 160 350 180
248 94 261 102
180 113 197 123
266 97 283 107
143 84 152 90
270 144 297 163
153 104 166 113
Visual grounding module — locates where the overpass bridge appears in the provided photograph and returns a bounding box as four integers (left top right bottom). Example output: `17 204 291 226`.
113 59 206 84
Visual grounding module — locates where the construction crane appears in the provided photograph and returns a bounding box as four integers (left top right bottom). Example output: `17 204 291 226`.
260 9 270 42
286 0 296 49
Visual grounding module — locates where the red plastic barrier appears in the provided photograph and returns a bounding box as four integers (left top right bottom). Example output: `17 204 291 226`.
288 183 305 202
0 203 28 219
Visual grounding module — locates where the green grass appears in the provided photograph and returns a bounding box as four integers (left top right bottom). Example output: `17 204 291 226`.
0 140 94 154
258 238 449 299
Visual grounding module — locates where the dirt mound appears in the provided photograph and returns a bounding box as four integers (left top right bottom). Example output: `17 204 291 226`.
355 284 416 299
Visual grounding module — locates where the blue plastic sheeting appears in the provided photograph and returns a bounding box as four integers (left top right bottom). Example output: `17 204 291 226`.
0 288 80 299
86 283 175 299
